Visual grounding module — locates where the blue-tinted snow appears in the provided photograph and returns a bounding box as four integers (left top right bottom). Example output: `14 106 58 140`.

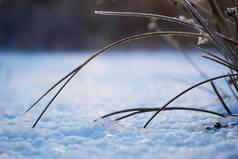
0 50 237 159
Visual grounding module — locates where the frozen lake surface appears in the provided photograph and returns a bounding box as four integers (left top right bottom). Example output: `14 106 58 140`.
0 50 238 159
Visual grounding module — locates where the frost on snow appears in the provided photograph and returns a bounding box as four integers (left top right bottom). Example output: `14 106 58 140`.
0 51 237 159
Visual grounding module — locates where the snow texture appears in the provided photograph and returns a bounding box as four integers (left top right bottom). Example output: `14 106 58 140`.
0 50 237 159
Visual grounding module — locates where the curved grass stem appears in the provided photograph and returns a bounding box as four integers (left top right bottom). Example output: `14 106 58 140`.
210 81 232 115
202 55 238 71
27 31 207 128
95 11 238 46
143 73 238 128
99 106 229 122
182 0 238 68
196 46 236 69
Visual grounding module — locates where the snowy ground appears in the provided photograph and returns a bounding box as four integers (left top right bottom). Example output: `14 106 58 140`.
0 50 238 159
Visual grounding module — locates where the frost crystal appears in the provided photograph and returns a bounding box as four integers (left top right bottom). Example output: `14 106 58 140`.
197 31 209 45
178 15 195 24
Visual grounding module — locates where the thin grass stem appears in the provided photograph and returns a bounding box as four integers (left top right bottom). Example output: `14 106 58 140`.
143 73 238 128
229 74 238 93
95 10 202 29
170 76 214 95
115 112 141 121
25 65 83 114
32 69 79 128
208 0 232 36
95 11 238 46
210 81 232 114
202 55 238 71
182 0 238 67
195 46 235 68
225 78 238 100
100 107 227 123
29 31 209 127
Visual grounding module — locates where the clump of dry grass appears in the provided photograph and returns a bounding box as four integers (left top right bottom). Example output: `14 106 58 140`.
26 0 238 129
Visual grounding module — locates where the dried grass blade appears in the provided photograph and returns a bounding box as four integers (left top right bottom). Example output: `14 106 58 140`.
158 28 207 78
229 74 238 93
25 65 82 114
32 69 79 128
170 76 214 94
182 0 237 66
95 11 238 46
210 81 232 115
143 73 238 128
29 31 207 127
202 55 238 71
100 108 146 119
225 78 238 100
196 46 234 68
218 34 238 46
95 11 202 29
115 112 141 121
101 107 226 122
115 107 227 122
208 0 232 36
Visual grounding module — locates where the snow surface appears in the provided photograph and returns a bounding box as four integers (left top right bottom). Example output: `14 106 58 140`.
0 50 238 159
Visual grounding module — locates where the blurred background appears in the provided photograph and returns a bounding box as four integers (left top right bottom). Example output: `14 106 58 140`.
0 0 235 51
0 0 206 51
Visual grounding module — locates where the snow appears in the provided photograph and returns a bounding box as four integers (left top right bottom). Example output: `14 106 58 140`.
0 50 237 159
